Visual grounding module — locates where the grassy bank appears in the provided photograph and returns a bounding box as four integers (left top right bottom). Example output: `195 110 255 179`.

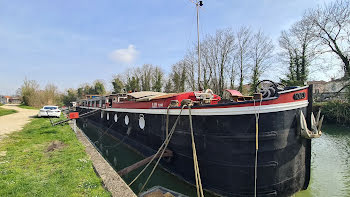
18 104 39 110
0 107 17 117
314 101 350 126
0 118 110 196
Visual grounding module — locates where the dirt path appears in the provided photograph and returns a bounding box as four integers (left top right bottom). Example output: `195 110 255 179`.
0 104 37 140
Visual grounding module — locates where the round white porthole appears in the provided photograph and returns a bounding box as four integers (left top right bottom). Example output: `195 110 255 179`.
100 111 103 119
139 114 145 130
125 115 129 125
114 114 118 122
106 113 109 120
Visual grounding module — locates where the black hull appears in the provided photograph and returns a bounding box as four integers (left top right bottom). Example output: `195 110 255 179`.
77 106 310 197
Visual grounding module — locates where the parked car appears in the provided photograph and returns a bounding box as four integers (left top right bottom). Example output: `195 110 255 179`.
38 106 61 118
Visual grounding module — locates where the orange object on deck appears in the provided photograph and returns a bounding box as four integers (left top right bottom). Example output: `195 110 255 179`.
69 112 79 119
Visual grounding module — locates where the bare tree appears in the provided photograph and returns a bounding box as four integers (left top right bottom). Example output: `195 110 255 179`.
180 28 235 95
197 28 235 95
212 28 235 95
279 17 316 86
307 0 350 78
235 26 252 92
250 30 274 92
183 52 197 91
20 79 40 106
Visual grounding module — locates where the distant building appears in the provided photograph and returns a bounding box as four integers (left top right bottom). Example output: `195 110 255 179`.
0 96 7 104
9 97 21 104
0 96 22 104
0 96 11 104
307 80 327 94
84 94 101 99
307 78 348 101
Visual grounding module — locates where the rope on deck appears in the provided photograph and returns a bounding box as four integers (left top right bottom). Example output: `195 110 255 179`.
253 95 262 197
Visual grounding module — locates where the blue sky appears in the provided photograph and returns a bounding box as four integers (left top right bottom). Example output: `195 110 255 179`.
0 0 336 95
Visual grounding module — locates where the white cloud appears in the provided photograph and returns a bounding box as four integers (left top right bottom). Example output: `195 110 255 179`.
109 45 138 64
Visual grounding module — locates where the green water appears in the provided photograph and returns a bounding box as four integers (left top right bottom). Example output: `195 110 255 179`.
80 122 350 197
80 121 215 197
295 124 350 197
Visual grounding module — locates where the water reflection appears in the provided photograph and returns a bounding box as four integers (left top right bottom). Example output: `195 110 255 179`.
79 120 349 197
78 120 215 197
295 124 350 197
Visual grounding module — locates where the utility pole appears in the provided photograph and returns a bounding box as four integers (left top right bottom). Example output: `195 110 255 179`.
195 1 203 90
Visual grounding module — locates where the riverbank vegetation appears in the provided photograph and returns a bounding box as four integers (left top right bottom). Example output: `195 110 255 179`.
314 101 350 126
0 108 17 117
19 79 62 108
0 118 110 196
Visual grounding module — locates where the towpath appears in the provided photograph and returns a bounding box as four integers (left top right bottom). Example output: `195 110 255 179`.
0 104 37 140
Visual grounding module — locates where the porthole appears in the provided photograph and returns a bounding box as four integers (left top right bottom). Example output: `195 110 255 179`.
139 114 145 130
114 114 118 122
106 113 109 120
100 111 103 119
125 115 129 125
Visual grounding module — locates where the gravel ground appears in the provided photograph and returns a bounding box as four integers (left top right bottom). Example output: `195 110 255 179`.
0 104 37 140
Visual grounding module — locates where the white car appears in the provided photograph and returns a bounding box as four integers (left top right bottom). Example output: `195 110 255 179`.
38 106 61 118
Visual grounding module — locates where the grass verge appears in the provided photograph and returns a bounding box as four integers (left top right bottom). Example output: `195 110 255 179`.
0 118 110 197
18 104 39 110
0 107 17 117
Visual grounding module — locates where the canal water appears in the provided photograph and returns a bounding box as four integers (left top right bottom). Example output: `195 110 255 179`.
295 124 350 197
78 121 349 197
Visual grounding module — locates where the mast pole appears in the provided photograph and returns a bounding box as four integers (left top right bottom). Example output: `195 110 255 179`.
195 1 203 90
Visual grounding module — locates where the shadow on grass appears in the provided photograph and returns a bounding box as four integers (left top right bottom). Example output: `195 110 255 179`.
40 130 58 134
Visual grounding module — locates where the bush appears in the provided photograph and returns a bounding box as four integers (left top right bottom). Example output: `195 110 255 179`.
314 101 350 125
20 79 61 108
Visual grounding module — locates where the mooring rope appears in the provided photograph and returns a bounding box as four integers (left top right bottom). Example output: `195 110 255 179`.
129 105 186 190
79 108 101 118
188 104 204 197
253 97 262 197
93 120 116 145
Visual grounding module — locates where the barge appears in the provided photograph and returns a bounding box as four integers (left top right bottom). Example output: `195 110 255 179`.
76 82 322 196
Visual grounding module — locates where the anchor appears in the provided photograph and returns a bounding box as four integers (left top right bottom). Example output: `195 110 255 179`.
299 110 323 139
